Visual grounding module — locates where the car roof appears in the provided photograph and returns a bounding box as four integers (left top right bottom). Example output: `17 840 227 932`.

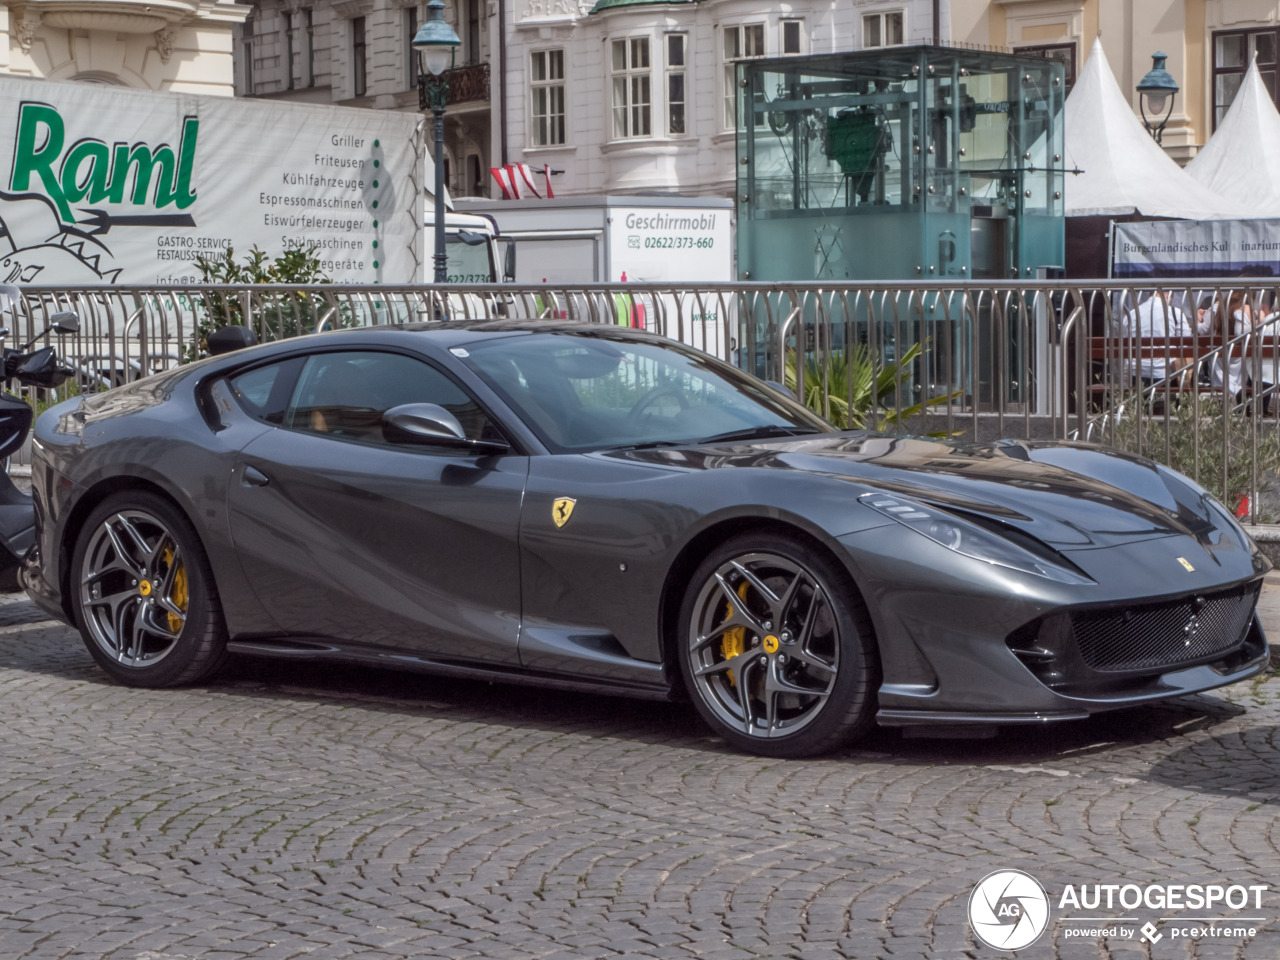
263 320 673 351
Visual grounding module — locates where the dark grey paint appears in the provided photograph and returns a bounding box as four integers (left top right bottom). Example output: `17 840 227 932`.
22 322 1271 728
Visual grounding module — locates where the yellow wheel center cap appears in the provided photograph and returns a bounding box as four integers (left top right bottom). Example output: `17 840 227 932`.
138 581 152 597
762 634 780 654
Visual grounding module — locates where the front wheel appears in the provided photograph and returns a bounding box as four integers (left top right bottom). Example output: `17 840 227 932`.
72 491 227 687
678 534 878 757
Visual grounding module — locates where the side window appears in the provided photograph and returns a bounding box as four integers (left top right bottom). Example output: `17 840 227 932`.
226 357 304 424
283 351 500 446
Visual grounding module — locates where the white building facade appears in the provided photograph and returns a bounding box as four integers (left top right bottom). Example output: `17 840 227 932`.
0 0 249 94
238 0 494 197
511 0 948 197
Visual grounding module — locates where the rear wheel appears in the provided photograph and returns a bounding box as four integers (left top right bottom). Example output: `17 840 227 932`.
678 534 877 757
72 491 227 687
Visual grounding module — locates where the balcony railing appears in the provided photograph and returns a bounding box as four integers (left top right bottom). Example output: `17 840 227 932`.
447 62 489 106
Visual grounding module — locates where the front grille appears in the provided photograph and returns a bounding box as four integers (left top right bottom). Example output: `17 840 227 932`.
1072 583 1259 673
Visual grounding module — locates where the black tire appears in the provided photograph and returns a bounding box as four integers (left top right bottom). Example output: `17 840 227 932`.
677 533 878 757
71 490 227 687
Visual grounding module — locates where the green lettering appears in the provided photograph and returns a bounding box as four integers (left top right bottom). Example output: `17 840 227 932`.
10 102 71 222
173 116 198 209
115 143 175 206
60 139 110 205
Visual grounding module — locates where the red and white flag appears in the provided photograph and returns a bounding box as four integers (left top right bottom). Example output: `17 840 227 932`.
491 163 557 200
513 162 543 199
489 165 517 199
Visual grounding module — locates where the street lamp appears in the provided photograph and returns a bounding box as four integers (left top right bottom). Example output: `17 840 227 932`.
413 0 460 284
1137 52 1179 145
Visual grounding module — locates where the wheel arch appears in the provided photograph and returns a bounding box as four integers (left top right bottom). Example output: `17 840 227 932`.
657 515 875 686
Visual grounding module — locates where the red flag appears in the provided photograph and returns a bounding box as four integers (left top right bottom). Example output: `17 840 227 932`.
513 162 542 199
542 164 555 199
489 166 516 199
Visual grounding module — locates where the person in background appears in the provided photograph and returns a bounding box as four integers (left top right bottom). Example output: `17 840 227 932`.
1212 288 1274 412
1120 291 1209 387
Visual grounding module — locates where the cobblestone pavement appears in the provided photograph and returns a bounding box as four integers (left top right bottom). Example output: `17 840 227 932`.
3 582 1280 960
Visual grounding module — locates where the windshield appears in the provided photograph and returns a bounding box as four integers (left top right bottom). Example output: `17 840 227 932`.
462 332 830 453
445 234 494 284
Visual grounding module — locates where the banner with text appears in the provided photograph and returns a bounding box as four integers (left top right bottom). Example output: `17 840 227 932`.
1113 219 1280 279
0 76 422 285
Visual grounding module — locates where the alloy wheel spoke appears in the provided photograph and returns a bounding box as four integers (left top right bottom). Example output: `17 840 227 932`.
787 644 838 678
694 647 756 679
113 514 157 568
102 524 146 580
775 571 807 626
156 596 186 628
795 588 823 648
729 560 781 610
734 658 759 732
713 573 768 635
157 544 183 596
690 619 747 653
767 659 823 697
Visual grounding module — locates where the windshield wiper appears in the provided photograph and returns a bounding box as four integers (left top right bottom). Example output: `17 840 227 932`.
698 425 823 444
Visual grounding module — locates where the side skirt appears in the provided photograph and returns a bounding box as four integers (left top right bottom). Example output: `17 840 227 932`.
225 637 676 701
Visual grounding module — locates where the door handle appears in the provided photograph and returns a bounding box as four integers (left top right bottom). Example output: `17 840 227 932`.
242 465 270 487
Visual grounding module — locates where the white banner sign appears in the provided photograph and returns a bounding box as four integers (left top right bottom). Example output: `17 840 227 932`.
606 207 733 283
0 77 422 285
1113 219 1280 279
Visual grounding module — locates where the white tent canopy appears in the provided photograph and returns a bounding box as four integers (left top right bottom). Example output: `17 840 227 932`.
1064 38 1253 219
1185 58 1280 217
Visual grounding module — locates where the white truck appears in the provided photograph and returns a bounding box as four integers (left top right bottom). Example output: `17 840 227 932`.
453 195 734 353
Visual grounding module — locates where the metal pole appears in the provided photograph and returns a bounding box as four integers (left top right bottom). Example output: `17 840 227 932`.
433 104 447 284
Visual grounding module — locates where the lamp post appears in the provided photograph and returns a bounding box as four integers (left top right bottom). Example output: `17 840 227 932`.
413 0 460 284
1137 52 1179 145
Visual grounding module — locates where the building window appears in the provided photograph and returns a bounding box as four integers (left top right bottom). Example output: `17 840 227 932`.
1015 42 1077 91
283 11 295 90
352 17 367 98
242 19 255 94
863 11 905 48
611 37 651 139
1213 28 1280 127
666 33 687 136
722 23 765 129
531 49 566 146
466 0 481 65
406 5 420 89
304 9 315 87
781 19 804 56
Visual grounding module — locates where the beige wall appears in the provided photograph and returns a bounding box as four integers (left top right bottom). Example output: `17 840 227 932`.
0 1 249 95
950 1 1280 162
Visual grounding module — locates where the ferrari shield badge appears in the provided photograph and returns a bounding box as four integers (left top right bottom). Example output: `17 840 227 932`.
553 497 577 528
1177 557 1195 572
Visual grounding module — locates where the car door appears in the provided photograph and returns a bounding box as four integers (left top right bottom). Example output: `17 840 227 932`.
224 348 528 665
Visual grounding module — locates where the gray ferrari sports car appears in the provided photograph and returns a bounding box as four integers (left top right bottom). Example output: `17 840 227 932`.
23 322 1270 757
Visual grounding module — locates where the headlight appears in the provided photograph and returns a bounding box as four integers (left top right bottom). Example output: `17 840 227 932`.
860 493 1093 585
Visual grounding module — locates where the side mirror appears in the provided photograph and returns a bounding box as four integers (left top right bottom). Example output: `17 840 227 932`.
208 325 259 356
382 402 509 454
50 311 79 335
502 239 517 282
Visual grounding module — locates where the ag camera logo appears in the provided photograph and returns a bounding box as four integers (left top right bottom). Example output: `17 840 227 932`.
969 869 1050 950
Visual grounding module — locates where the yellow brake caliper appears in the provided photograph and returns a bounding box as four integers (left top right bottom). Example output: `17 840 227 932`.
162 547 188 634
720 581 751 686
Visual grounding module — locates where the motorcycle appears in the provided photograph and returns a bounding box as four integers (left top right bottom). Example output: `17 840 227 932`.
0 284 79 586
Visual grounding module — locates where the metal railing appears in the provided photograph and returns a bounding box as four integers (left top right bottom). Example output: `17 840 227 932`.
11 279 1280 523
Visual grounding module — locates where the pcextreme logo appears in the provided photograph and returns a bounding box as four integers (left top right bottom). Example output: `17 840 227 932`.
8 101 199 225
